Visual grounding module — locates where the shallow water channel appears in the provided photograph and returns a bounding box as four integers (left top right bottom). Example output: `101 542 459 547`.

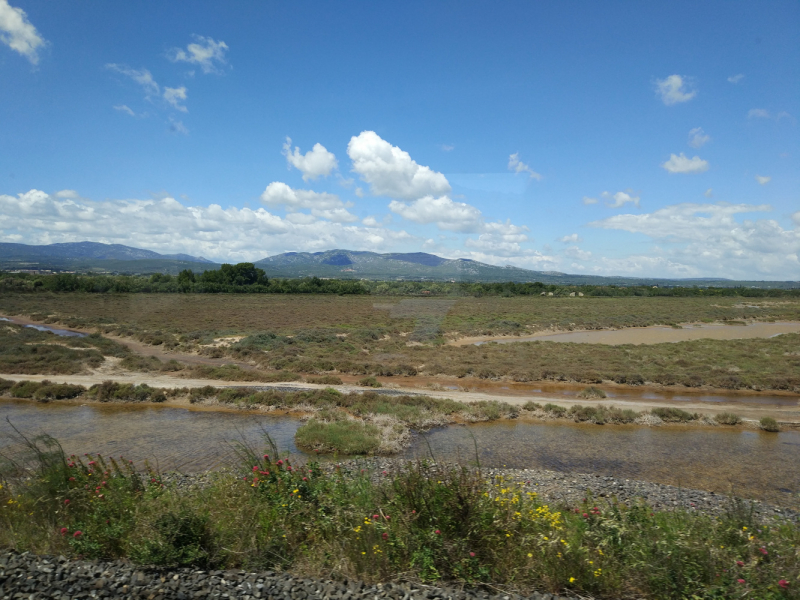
2 400 799 507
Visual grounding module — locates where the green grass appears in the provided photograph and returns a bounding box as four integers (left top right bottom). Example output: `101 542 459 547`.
1 434 798 599
760 417 780 432
295 419 381 454
716 412 743 426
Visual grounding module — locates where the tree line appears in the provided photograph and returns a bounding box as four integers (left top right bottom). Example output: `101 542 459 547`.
0 265 798 297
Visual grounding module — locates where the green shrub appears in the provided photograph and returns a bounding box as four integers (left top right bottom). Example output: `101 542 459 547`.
306 375 343 385
358 376 382 388
522 401 542 411
131 509 216 568
759 416 779 432
715 412 742 426
33 382 85 401
651 407 698 422
9 380 41 398
543 403 567 416
295 419 381 454
577 386 607 399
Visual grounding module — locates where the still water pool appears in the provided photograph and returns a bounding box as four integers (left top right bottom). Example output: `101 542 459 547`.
2 400 798 507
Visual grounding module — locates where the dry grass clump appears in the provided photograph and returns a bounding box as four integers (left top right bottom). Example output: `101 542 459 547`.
650 407 699 422
305 374 343 385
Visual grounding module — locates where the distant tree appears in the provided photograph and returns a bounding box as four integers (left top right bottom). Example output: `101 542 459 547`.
177 269 195 284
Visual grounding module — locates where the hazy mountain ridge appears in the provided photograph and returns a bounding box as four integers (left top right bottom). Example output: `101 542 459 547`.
1 242 797 288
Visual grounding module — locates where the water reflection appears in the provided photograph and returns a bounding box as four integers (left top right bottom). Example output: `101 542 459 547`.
0 400 301 472
404 420 800 508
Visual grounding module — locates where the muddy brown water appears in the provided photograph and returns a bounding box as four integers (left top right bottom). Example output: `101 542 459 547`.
459 321 800 346
2 400 799 508
403 421 800 508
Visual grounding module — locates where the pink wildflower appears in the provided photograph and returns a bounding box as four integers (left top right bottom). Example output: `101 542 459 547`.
470 552 475 558
64 499 70 505
435 529 441 535
60 528 68 536
737 579 745 584
779 580 789 589
759 547 768 556
373 514 379 520
73 530 82 538
736 560 744 567
382 533 388 540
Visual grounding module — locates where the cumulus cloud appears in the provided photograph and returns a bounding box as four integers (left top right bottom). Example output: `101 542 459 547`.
508 153 542 180
168 35 228 74
655 74 696 105
347 131 451 200
282 137 338 181
564 246 592 261
113 105 136 117
793 211 800 227
260 182 357 222
661 153 709 174
0 0 45 64
602 191 640 208
106 64 160 97
0 189 408 262
748 108 770 119
559 233 582 243
728 74 745 84
163 86 188 112
688 127 710 148
755 175 771 185
590 202 800 278
582 196 598 205
389 196 483 232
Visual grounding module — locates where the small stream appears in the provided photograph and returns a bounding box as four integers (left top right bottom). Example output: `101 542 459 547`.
2 400 798 507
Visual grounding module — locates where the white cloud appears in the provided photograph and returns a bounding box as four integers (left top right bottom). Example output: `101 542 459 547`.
106 64 160 97
347 131 451 200
260 181 357 222
728 74 745 84
755 175 771 185
748 108 770 119
661 153 709 174
655 74 696 105
163 86 188 112
440 144 454 152
559 233 582 243
114 104 136 117
688 127 710 148
704 188 713 198
169 117 188 135
601 191 640 208
590 202 800 278
55 190 79 199
582 196 598 205
362 216 379 227
0 0 45 64
389 195 483 232
792 211 800 227
168 35 228 74
507 153 542 180
0 189 408 262
282 137 338 181
564 246 592 261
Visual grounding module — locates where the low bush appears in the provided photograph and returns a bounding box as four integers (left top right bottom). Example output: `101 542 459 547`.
306 375 343 385
522 401 542 411
86 381 167 403
715 412 742 426
543 403 567 416
577 386 607 399
358 376 382 388
759 416 780 432
650 407 698 422
295 419 381 454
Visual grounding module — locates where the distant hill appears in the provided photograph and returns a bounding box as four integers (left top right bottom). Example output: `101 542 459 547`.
0 241 215 274
254 249 798 288
1 242 797 288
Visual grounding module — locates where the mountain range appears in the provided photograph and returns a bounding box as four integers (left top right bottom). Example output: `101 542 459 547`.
1 241 797 288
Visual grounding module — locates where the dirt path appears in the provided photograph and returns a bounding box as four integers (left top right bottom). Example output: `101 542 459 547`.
0 314 255 369
452 321 800 346
2 371 798 424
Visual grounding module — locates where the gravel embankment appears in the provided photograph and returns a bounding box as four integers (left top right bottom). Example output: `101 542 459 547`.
0 551 579 600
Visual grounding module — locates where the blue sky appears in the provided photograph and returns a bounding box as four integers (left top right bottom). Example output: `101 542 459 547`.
1 1 798 279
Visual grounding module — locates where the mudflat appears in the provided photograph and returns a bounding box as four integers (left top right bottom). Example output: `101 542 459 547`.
455 321 800 346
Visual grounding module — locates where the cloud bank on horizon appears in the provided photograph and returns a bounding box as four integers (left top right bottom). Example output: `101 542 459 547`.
0 1 798 280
